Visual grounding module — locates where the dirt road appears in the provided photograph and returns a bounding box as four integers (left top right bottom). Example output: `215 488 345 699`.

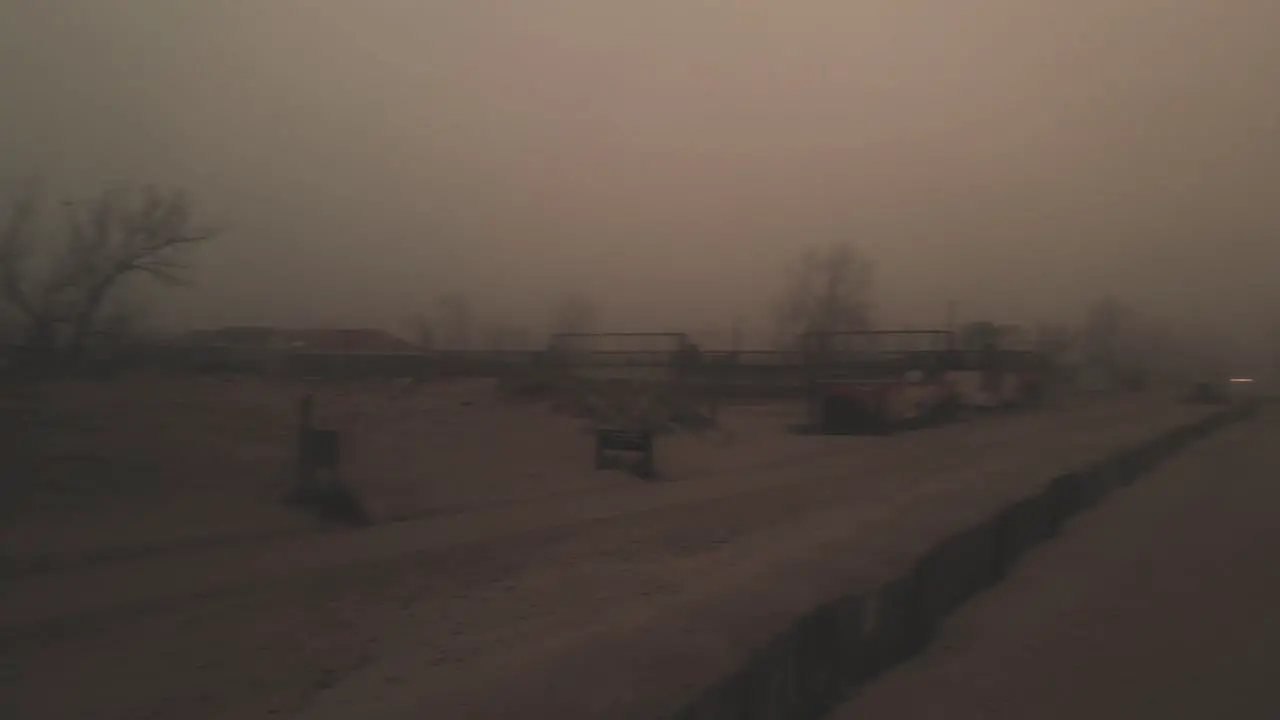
2 398 1211 719
831 409 1279 719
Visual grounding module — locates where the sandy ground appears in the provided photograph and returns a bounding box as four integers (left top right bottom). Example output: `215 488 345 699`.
1 375 802 573
831 409 1280 720
0 378 1214 719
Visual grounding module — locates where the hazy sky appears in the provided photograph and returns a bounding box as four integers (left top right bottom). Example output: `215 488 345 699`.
1 0 1277 345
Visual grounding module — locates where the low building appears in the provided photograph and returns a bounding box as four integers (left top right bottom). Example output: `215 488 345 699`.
185 326 285 373
278 328 421 355
187 326 421 374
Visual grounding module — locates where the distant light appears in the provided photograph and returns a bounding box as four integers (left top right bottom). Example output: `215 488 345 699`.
1229 378 1254 383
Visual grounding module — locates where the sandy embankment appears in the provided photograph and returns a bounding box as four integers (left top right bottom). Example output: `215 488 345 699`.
831 411 1279 720
1 384 1209 720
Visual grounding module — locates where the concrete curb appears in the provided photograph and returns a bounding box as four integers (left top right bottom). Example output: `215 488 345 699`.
669 403 1257 720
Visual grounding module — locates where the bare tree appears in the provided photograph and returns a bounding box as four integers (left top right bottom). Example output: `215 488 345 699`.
1033 322 1078 362
1082 295 1127 372
960 320 1002 350
407 312 435 350
549 291 598 336
509 327 534 350
773 241 873 349
436 292 472 349
0 185 48 348
1271 322 1280 382
729 314 746 352
1126 316 1172 378
1 183 217 359
482 320 525 351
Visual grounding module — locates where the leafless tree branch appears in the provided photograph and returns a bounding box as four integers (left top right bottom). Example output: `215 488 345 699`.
549 291 599 336
0 181 219 360
773 241 874 349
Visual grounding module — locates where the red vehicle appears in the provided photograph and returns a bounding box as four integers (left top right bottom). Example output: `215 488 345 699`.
802 331 1048 433
944 348 1048 410
803 331 962 434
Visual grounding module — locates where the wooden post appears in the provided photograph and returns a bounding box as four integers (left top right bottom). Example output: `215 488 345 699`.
707 360 722 424
309 429 342 490
292 392 349 502
594 432 607 469
637 431 655 479
296 393 316 498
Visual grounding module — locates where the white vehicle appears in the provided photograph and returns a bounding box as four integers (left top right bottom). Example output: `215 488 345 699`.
1226 377 1259 404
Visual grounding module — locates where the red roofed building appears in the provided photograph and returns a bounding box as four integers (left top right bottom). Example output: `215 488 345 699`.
187 326 423 374
278 328 421 354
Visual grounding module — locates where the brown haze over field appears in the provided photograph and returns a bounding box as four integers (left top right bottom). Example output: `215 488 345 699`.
1 1 1277 350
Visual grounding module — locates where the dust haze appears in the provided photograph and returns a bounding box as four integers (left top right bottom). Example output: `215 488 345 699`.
2 0 1277 353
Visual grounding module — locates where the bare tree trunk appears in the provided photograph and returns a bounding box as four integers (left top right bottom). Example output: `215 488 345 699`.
3 183 216 369
68 277 115 360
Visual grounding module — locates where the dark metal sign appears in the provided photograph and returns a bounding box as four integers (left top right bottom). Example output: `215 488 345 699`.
594 428 656 478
